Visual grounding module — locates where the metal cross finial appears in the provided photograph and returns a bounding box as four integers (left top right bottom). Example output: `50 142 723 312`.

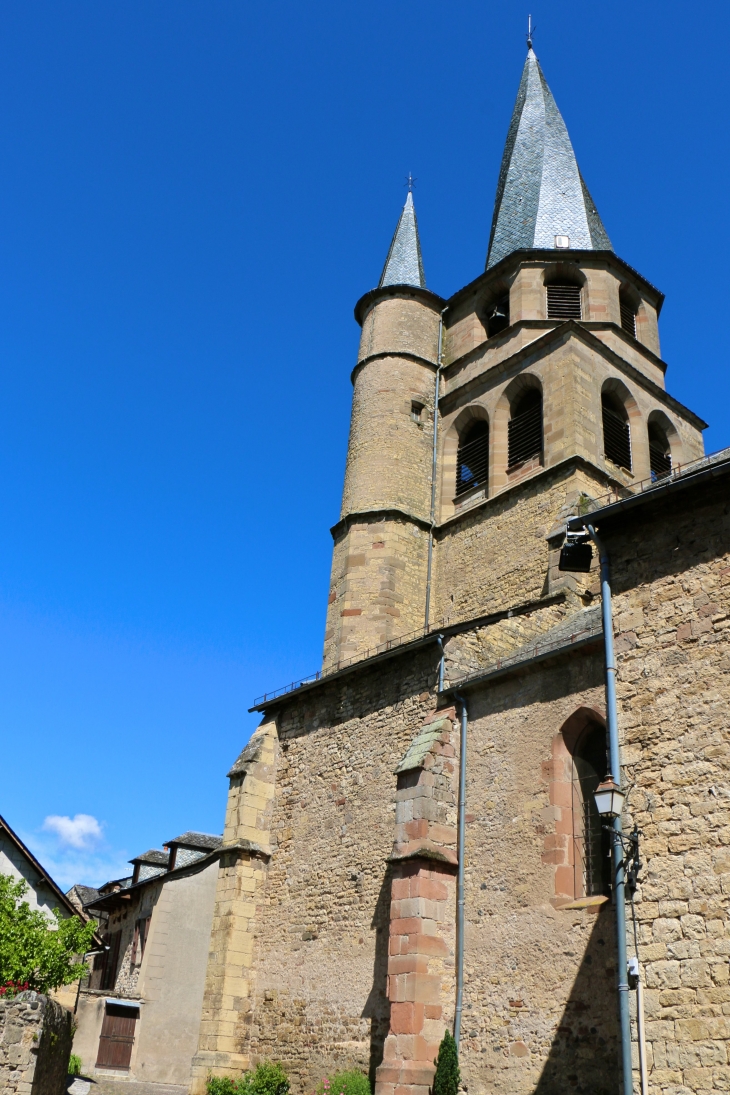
527 14 535 49
405 172 416 192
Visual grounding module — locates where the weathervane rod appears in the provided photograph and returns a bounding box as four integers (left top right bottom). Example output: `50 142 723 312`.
527 14 535 49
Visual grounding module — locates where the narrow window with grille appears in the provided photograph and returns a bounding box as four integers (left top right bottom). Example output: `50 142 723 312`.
546 282 581 320
620 294 637 337
456 420 489 497
602 394 632 471
649 423 672 480
508 390 542 469
573 724 612 899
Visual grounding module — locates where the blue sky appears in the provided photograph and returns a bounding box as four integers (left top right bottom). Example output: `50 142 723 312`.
2 1 729 889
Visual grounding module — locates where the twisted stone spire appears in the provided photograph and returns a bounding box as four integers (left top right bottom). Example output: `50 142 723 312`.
486 48 611 269
379 191 426 288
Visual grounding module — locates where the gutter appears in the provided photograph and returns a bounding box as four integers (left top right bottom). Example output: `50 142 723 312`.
567 448 730 533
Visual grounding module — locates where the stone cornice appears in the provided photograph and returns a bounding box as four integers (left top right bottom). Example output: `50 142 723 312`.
440 320 707 431
443 249 664 315
331 506 432 541
351 349 438 386
354 284 446 327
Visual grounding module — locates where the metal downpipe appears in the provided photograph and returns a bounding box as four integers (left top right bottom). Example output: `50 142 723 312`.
586 523 633 1095
453 693 467 1049
424 308 446 631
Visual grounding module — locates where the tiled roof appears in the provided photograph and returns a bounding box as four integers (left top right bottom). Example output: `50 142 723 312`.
129 849 168 865
395 717 452 774
487 49 611 269
166 832 222 851
379 192 426 289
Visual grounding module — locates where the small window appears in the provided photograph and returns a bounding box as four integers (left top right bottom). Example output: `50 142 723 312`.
486 294 510 338
620 294 637 337
602 394 632 471
649 423 672 480
508 389 542 469
410 401 424 423
456 420 489 497
546 282 581 320
573 723 611 898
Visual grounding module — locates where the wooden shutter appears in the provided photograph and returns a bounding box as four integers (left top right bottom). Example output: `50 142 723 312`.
95 1003 139 1070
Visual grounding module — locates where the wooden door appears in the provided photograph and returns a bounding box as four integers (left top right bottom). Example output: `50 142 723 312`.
95 1003 138 1070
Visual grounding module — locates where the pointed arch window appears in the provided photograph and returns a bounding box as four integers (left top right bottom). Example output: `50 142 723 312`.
486 294 510 338
508 389 542 469
456 421 489 497
649 422 672 480
602 393 632 472
572 723 612 898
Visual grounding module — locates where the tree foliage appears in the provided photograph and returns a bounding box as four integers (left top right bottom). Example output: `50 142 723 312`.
317 1071 371 1095
0 873 97 993
433 1031 460 1095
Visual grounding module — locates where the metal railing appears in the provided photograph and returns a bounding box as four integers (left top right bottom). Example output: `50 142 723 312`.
446 620 603 689
252 445 730 707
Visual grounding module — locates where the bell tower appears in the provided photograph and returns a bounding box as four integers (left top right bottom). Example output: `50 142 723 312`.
323 193 444 669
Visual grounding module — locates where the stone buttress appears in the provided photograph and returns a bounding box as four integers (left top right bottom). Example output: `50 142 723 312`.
190 718 277 1094
375 709 459 1095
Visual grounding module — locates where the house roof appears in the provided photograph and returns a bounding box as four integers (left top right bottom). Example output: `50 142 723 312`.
164 831 222 851
129 849 169 866
0 812 81 920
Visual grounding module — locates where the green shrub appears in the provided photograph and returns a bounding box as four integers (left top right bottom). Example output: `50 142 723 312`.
206 1079 239 1095
68 1054 82 1077
206 1062 289 1095
432 1031 460 1095
318 1071 371 1095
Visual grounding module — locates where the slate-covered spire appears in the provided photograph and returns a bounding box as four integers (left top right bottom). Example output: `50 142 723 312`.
379 191 426 288
486 48 612 270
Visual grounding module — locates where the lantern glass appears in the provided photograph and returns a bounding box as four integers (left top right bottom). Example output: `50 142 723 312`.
593 777 625 818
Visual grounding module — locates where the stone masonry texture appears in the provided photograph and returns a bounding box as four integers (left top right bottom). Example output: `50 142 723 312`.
0 992 72 1095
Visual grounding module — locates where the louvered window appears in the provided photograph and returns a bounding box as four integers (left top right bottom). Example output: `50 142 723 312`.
602 397 632 471
508 390 542 469
546 282 581 320
649 424 672 480
456 421 489 497
620 297 637 337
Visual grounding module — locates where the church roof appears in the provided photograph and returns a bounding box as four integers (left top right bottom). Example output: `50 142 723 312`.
486 48 611 269
379 191 426 289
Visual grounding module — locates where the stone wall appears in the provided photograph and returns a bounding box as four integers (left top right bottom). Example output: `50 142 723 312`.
0 991 72 1095
600 477 730 1095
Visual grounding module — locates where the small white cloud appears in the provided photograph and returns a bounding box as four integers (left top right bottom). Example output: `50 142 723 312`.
42 814 103 850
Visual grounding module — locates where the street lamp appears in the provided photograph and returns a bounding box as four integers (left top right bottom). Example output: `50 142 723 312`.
593 775 625 819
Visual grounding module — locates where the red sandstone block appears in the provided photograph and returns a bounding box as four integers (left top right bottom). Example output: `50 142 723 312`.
550 782 573 808
407 934 448 957
390 1002 425 1035
541 849 566 865
413 975 442 1005
424 1005 442 1019
405 820 429 839
543 834 568 852
389 954 429 976
554 866 575 898
391 878 410 900
428 824 457 845
391 917 423 936
411 878 448 901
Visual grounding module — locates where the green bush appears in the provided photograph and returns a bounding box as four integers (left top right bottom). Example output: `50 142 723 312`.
68 1055 82 1077
206 1062 289 1095
432 1031 460 1095
318 1071 371 1095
